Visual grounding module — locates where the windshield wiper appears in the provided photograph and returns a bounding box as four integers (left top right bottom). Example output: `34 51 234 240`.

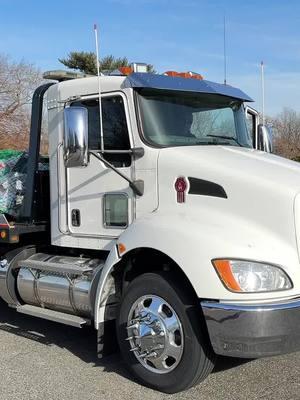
206 134 242 147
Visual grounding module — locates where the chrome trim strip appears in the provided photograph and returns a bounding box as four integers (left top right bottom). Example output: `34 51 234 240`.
201 299 300 312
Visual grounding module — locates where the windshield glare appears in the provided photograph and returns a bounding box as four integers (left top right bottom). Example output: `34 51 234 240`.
137 89 253 148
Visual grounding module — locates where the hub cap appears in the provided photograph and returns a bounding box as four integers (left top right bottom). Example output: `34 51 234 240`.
126 295 184 374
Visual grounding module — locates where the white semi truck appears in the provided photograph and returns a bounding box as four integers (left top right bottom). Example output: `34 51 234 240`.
0 65 299 393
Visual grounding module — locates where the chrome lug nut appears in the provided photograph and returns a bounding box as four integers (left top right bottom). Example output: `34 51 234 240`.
130 346 140 352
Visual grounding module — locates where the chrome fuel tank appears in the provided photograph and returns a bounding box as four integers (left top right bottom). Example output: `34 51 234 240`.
17 253 103 318
0 246 36 306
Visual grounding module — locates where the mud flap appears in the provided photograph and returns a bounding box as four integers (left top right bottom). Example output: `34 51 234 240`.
97 319 119 359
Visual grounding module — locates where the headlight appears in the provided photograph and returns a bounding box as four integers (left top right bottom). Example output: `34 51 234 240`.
212 259 293 293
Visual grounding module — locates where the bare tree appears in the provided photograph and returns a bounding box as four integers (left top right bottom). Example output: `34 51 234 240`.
271 108 300 160
0 54 42 150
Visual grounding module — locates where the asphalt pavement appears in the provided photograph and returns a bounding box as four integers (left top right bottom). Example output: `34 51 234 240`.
0 299 299 400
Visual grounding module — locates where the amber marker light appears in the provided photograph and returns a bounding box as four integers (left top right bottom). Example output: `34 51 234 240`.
0 231 7 240
118 67 133 76
212 259 242 292
164 71 204 80
10 235 19 243
117 243 127 255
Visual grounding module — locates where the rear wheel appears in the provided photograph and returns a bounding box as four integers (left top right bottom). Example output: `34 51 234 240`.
117 272 216 393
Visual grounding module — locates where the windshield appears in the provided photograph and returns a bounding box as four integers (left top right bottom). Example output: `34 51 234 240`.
137 89 253 148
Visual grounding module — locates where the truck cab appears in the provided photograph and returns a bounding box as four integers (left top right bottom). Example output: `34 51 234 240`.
0 67 299 394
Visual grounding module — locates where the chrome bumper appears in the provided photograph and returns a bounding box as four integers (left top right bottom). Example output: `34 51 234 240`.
201 299 300 358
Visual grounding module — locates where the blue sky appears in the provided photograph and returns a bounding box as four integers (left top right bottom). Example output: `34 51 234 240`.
1 0 300 115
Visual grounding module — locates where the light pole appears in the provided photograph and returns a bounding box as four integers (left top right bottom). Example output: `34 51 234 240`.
261 61 265 125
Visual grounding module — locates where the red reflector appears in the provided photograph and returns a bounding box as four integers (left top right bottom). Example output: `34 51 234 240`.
175 177 187 203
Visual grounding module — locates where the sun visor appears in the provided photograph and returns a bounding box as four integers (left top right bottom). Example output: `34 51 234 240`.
123 73 253 102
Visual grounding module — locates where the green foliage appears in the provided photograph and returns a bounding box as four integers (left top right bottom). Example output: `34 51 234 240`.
0 149 22 160
59 51 155 75
100 55 129 72
59 51 97 75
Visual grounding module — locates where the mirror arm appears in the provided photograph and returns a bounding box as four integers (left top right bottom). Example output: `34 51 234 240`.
131 147 145 159
89 151 144 196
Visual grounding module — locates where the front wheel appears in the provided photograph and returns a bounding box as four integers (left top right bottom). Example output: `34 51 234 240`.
117 272 216 393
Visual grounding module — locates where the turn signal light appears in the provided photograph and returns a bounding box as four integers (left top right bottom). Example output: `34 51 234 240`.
0 231 7 240
212 260 241 292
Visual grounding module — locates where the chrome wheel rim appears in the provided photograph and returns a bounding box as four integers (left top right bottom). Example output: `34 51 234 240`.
126 295 184 374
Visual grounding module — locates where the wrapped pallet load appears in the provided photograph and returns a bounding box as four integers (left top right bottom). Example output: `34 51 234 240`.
0 150 27 218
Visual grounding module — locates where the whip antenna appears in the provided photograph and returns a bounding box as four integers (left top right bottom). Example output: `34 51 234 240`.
223 15 227 85
94 23 104 151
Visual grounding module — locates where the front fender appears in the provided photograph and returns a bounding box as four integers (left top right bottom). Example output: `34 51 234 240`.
94 209 300 328
94 245 120 329
115 210 300 302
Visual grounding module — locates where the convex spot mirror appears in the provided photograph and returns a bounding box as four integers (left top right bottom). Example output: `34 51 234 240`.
258 124 273 153
64 106 88 167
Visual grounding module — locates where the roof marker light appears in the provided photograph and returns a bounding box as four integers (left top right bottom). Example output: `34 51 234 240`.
118 66 134 76
164 71 204 80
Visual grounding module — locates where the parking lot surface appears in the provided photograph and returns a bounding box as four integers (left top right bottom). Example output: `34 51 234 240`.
0 299 299 400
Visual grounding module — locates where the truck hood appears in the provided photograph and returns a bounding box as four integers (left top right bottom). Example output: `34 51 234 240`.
158 146 300 197
157 146 300 265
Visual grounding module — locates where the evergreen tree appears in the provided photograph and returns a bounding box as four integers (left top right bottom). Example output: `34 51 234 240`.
59 52 155 75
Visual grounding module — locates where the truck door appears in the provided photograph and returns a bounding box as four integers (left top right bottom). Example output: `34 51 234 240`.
66 93 134 238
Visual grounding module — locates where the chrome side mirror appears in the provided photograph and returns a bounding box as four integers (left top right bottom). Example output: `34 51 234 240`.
63 107 88 167
258 124 273 153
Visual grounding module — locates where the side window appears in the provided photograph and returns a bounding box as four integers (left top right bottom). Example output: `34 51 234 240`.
103 193 128 227
72 95 131 167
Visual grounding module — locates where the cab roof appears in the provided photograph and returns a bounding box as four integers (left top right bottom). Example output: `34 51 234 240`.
123 72 253 102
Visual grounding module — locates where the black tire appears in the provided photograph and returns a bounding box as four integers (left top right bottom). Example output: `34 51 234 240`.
117 272 216 393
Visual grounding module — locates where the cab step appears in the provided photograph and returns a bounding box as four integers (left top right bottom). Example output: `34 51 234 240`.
16 305 90 328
